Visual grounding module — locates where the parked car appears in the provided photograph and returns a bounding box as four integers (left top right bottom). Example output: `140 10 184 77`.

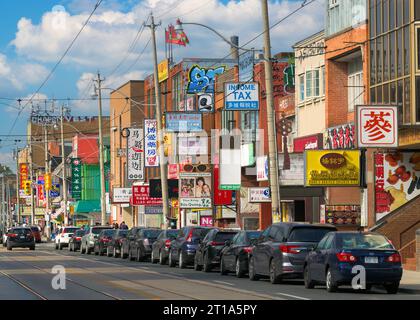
80 226 113 254
304 231 403 294
30 226 42 243
55 226 79 250
129 228 162 262
69 229 86 252
168 226 215 268
120 227 146 259
107 229 129 258
94 229 117 256
151 229 179 264
220 230 261 277
249 222 337 284
2 228 10 247
0 229 3 244
6 227 35 250
194 229 238 272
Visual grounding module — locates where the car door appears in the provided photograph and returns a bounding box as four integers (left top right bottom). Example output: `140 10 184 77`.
254 226 271 274
311 234 332 281
174 227 186 261
199 230 213 264
224 233 240 270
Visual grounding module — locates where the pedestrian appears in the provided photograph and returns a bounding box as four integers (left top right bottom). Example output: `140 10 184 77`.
114 222 119 229
120 221 128 230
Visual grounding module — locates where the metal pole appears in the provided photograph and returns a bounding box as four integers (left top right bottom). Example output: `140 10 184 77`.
29 142 35 225
1 174 4 229
6 178 11 228
96 72 107 226
261 0 281 220
16 148 20 225
61 105 68 226
145 14 170 229
44 125 50 237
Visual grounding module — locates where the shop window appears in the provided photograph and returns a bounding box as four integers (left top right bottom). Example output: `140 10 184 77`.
404 77 411 124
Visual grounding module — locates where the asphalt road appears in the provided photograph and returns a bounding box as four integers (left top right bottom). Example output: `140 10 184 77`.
0 243 419 300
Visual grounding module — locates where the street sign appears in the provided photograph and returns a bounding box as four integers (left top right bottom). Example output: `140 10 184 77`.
225 82 259 111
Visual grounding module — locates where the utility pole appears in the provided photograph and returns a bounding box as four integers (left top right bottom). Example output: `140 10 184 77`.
60 105 68 226
15 148 20 225
95 72 107 226
261 0 281 221
145 14 170 229
1 172 4 229
6 178 11 228
44 125 50 236
29 142 35 225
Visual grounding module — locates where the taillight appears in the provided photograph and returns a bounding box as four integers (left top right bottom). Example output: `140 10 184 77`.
101 237 111 243
210 241 225 246
75 237 82 241
165 239 171 248
279 245 300 254
386 253 401 263
186 230 193 242
243 247 253 253
336 252 357 262
8 233 17 238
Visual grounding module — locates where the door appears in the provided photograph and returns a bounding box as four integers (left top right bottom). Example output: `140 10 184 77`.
311 234 333 281
254 227 271 274
225 233 241 270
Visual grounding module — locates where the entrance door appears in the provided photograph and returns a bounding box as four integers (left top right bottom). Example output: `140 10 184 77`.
294 200 305 222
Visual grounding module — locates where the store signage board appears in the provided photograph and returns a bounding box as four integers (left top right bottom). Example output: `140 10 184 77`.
356 105 398 148
112 188 132 203
127 128 144 180
165 113 203 132
144 119 159 167
225 82 259 111
248 187 271 203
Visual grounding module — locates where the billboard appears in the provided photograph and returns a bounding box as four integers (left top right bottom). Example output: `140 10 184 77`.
304 150 361 187
179 166 212 208
158 59 169 83
127 128 144 180
225 82 259 111
165 112 203 132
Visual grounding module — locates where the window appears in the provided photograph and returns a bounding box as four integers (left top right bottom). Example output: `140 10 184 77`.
416 77 420 122
222 110 235 131
241 111 258 143
321 66 326 95
348 58 364 112
172 73 182 110
304 69 321 100
314 69 320 96
299 74 305 101
305 71 312 98
329 0 338 8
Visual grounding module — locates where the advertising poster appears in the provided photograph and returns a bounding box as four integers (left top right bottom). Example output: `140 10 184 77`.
324 205 361 226
144 119 159 167
304 150 360 187
324 123 355 150
179 165 212 208
375 152 420 221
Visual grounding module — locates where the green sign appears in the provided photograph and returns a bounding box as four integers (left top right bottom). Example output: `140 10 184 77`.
71 158 82 200
219 185 241 191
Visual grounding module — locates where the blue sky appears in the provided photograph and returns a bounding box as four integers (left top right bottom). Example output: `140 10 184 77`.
0 0 325 169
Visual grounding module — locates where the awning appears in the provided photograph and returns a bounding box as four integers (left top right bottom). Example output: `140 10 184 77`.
75 200 101 213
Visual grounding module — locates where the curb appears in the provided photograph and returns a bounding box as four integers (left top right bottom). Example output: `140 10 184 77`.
398 287 420 295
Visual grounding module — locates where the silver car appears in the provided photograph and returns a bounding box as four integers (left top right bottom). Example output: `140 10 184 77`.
80 226 113 254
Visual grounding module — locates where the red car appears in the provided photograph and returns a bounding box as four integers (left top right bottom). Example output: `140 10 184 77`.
30 226 42 243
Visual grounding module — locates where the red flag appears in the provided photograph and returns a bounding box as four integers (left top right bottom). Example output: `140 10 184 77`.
165 24 189 46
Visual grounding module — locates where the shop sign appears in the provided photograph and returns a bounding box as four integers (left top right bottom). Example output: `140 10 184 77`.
375 152 420 221
356 105 398 147
180 198 212 208
165 112 203 132
238 50 254 82
127 128 144 180
145 206 164 214
131 185 162 206
213 165 233 206
293 134 323 153
158 59 169 83
200 216 213 227
180 169 212 208
304 150 361 187
19 164 29 189
225 82 259 111
248 187 271 203
168 164 179 179
71 158 82 200
144 119 159 167
324 123 355 150
219 149 241 190
256 156 268 181
112 188 132 203
322 205 361 226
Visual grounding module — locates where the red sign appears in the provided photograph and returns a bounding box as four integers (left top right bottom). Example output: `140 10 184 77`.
213 166 233 205
131 185 163 206
168 164 179 179
20 164 28 189
293 134 323 153
374 153 391 214
200 216 213 227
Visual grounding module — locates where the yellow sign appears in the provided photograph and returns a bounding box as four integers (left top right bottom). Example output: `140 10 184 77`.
304 150 361 187
44 173 52 191
24 180 32 195
158 59 169 83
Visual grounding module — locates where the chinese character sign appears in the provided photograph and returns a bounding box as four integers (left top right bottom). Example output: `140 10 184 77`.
324 123 355 150
19 164 28 189
357 106 398 147
127 128 144 180
131 185 162 206
144 119 159 167
71 158 82 200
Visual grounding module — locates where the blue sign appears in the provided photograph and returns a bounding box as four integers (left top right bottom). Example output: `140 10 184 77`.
238 50 254 82
225 82 259 111
165 112 203 132
49 184 60 197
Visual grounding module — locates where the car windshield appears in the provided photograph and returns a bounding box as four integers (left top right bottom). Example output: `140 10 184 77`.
192 228 212 238
144 230 161 238
92 227 111 235
337 234 394 250
64 228 79 234
288 227 335 243
246 231 261 240
215 232 237 242
30 227 39 232
118 230 128 237
167 230 179 239
75 230 85 236
101 230 115 237
12 228 32 235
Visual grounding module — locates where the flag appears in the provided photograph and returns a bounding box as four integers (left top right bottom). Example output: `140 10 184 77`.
165 24 189 47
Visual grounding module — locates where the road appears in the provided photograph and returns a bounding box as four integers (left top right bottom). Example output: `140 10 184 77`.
0 243 419 300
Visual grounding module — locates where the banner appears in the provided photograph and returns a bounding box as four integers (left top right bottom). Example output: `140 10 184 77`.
375 152 420 221
144 119 159 167
158 59 169 83
127 128 144 180
19 164 28 189
304 150 361 187
71 158 82 200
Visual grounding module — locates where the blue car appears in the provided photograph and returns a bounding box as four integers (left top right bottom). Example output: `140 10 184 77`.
304 232 403 294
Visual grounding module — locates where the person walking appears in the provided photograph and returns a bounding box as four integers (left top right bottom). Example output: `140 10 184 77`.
120 221 128 230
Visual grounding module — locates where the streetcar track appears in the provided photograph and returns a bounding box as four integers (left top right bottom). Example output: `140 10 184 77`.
0 269 48 300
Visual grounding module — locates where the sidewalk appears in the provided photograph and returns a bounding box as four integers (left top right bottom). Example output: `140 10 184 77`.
400 270 420 294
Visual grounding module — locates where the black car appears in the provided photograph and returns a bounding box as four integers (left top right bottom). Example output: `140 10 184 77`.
107 229 129 258
220 230 261 277
129 228 162 262
168 226 215 268
69 229 86 252
6 227 35 250
93 229 116 256
120 227 146 259
194 229 238 272
304 232 403 294
151 229 179 264
249 223 337 284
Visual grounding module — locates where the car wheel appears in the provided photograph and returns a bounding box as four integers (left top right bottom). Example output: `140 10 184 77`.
194 255 202 271
55 242 58 250
159 250 166 265
304 265 315 289
30 246 35 251
7 244 12 251
81 243 86 254
203 253 212 272
179 252 186 269
113 247 118 258
135 248 142 262
269 260 282 284
248 256 259 281
58 242 63 250
168 251 175 267
128 247 133 261
86 245 92 255
220 256 228 275
69 243 73 252
326 268 338 293
384 282 399 294
151 250 158 264
235 258 245 278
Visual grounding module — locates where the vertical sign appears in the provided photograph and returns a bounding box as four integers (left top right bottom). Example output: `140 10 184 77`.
238 50 254 82
71 158 82 200
19 164 28 189
144 119 159 167
256 156 269 181
213 165 233 205
127 128 144 180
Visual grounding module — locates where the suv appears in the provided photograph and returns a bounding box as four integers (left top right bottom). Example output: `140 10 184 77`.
80 226 113 254
249 222 337 284
6 227 35 250
194 229 238 272
168 226 215 268
129 228 161 262
55 226 80 250
120 227 146 259
30 226 42 243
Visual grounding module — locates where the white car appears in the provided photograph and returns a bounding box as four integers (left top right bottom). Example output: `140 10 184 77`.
55 226 80 250
2 229 11 247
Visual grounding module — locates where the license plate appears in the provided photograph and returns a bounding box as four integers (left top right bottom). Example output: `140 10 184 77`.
20 236 25 239
365 257 378 264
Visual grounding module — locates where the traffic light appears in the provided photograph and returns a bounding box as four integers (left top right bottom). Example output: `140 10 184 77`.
44 173 52 191
24 180 32 195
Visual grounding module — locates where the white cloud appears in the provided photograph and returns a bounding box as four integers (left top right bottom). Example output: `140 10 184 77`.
0 151 15 169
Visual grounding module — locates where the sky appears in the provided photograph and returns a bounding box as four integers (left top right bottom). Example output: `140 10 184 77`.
0 0 325 169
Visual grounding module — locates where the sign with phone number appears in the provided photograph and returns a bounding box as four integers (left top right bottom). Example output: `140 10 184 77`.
180 198 212 208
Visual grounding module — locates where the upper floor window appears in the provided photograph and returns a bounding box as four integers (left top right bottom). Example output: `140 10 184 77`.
299 74 305 101
348 57 364 112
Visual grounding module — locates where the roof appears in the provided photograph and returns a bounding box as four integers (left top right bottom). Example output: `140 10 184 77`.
293 30 325 48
